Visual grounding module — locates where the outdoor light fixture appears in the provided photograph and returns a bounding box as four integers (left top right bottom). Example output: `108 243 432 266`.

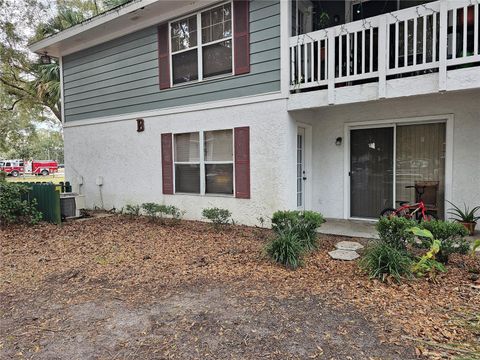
335 137 343 146
40 52 51 65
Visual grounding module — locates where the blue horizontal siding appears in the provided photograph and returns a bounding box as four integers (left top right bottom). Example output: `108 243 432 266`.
63 0 281 122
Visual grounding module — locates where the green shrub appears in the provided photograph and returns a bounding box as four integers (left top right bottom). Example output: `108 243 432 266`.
265 230 304 269
0 182 42 227
376 216 416 250
0 171 6 181
416 220 469 263
408 229 447 279
142 202 159 221
158 205 185 224
125 204 141 217
271 210 325 251
141 203 184 224
202 207 232 228
359 242 413 283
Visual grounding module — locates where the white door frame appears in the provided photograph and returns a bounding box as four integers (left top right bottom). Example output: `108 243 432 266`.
343 114 454 220
296 122 313 211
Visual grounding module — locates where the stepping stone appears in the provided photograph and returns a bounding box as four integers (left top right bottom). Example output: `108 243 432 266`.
335 241 364 251
328 249 360 261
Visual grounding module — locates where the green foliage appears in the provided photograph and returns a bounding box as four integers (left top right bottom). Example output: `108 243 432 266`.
202 207 232 228
0 182 42 227
410 236 447 279
159 205 185 224
141 202 159 221
0 171 6 181
359 242 413 283
376 216 417 250
472 239 480 256
141 203 184 223
447 201 480 223
271 210 325 251
124 204 141 217
415 220 470 263
376 217 469 264
409 226 434 240
265 230 304 269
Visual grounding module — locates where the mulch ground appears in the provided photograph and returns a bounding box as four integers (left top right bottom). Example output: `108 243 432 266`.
1 215 479 359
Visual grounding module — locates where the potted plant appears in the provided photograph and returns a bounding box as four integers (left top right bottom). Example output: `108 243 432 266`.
447 201 480 236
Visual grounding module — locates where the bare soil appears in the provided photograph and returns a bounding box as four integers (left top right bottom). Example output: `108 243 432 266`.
1 216 479 359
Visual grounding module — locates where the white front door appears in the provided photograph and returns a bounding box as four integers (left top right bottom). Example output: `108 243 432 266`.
297 127 306 210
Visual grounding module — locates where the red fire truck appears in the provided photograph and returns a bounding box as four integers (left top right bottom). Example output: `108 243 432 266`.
0 160 59 176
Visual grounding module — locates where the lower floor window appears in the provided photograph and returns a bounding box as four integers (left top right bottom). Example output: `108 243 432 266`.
174 129 234 195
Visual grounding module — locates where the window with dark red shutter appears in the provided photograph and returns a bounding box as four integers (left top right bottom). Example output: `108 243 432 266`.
234 126 250 199
159 2 249 88
233 0 250 75
161 133 174 194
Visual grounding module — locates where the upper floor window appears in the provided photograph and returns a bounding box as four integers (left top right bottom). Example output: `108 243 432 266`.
170 2 233 86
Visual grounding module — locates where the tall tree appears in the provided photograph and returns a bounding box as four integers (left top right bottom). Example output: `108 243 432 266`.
0 0 132 124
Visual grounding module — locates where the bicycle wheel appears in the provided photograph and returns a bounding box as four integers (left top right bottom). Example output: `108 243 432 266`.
380 208 397 218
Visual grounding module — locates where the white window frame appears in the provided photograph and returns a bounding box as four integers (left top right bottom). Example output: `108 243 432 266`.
173 128 235 196
169 1 235 87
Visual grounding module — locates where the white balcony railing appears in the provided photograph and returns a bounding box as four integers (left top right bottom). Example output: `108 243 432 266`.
290 0 480 102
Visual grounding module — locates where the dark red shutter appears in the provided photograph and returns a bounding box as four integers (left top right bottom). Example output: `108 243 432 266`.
233 0 250 75
234 127 250 199
157 23 171 90
161 133 174 194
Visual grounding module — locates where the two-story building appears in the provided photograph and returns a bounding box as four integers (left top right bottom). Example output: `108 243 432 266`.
29 0 480 225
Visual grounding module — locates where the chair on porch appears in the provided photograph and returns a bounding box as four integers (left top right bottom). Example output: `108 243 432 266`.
415 181 440 217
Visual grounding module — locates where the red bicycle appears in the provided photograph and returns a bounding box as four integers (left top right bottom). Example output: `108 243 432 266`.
380 185 438 222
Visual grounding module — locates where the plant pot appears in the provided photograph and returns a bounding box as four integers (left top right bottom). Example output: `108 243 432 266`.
460 221 476 236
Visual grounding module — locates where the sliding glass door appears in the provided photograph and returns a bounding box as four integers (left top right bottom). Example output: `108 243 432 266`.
395 123 446 218
350 122 446 219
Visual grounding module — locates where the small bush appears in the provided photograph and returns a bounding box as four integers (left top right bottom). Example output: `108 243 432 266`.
125 204 141 217
158 205 185 224
416 220 469 263
376 216 416 250
141 203 184 224
409 231 446 279
0 182 42 227
0 171 6 181
359 242 413 283
142 202 160 221
265 230 304 269
202 207 232 228
271 210 324 251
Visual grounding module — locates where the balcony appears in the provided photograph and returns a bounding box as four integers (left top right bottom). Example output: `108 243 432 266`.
289 0 480 110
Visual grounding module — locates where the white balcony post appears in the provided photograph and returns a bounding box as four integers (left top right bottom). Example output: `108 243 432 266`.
327 30 335 105
378 15 387 98
439 0 448 91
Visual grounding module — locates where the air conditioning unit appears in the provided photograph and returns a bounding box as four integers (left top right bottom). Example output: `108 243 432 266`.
60 193 86 219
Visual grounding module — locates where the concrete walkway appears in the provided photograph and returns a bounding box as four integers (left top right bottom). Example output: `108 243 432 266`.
318 218 479 245
318 218 379 239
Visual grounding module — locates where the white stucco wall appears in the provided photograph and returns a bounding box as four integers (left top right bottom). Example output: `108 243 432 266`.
290 90 480 219
64 98 296 226
64 90 479 225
